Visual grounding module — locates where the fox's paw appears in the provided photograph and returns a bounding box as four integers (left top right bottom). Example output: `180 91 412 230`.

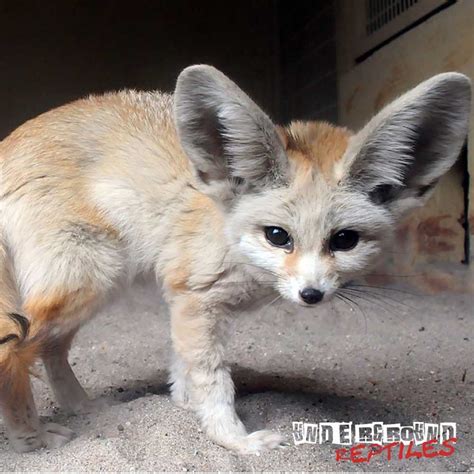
9 431 44 453
171 391 192 410
41 423 76 449
9 423 75 453
232 430 287 455
170 383 192 410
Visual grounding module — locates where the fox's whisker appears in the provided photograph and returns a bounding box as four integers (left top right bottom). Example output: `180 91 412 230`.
338 289 400 318
348 283 418 297
260 294 283 312
345 289 406 314
346 288 415 312
335 292 369 334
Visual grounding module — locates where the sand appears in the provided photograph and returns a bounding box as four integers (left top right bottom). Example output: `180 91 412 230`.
1 281 472 471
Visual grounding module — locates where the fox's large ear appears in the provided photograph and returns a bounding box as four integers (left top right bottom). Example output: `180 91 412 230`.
341 73 471 216
174 65 288 198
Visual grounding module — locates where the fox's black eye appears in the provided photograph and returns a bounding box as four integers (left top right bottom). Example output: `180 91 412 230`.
264 226 292 248
329 229 359 252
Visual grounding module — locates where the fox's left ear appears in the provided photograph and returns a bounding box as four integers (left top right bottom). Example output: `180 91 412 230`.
342 73 471 216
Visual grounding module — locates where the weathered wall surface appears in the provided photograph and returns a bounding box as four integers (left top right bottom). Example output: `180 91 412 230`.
0 0 280 139
336 0 474 291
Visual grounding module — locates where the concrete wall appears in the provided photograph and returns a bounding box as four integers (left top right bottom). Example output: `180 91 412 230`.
0 0 280 139
336 0 474 291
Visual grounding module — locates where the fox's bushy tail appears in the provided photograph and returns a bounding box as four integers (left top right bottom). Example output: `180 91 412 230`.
0 228 37 398
0 228 27 351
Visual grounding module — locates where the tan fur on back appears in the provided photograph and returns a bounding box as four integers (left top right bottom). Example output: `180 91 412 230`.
282 121 352 181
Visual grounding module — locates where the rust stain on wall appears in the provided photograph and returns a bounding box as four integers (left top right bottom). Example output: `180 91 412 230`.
395 220 413 248
416 215 458 255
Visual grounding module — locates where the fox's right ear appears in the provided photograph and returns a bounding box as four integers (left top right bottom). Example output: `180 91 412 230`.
174 65 288 200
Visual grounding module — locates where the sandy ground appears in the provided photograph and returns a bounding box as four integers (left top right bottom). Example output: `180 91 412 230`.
0 280 473 471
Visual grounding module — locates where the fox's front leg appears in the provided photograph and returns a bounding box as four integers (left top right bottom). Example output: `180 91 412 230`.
169 294 284 454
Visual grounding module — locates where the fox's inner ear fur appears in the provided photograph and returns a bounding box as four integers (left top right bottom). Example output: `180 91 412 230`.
174 65 288 198
342 72 471 216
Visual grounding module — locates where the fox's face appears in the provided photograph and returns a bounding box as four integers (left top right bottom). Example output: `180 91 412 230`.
174 66 471 305
225 129 393 305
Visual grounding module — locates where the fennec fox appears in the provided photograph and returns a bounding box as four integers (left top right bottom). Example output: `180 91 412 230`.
0 66 470 454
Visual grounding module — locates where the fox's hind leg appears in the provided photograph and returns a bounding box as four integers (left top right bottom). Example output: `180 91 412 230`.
0 239 72 452
1 285 107 452
0 312 42 453
0 285 103 452
42 323 109 415
1 200 122 451
25 285 110 418
0 312 75 453
42 330 91 415
0 344 75 452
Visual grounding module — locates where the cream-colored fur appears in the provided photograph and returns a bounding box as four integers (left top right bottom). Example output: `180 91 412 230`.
0 65 470 454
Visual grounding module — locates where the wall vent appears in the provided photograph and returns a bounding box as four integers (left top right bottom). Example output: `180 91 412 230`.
366 0 419 35
356 0 455 61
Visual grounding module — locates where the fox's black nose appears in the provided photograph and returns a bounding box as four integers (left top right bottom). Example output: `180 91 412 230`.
299 287 324 305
